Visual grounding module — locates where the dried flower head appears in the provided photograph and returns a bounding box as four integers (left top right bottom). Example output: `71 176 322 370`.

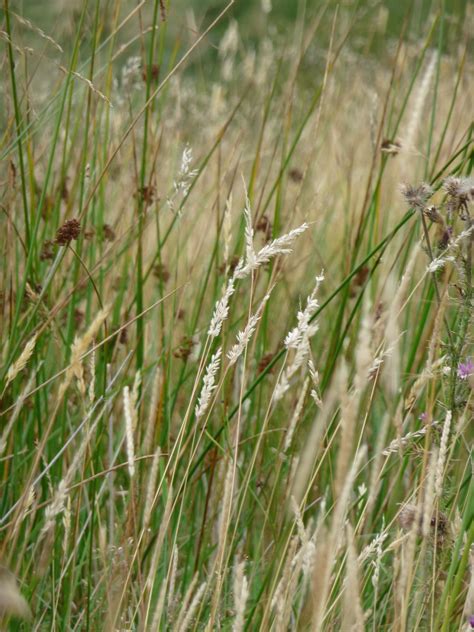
443 176 474 218
174 336 194 361
55 218 81 245
381 138 401 155
142 63 160 83
398 503 420 531
400 183 433 209
398 503 449 543
40 240 55 261
138 184 156 207
103 223 116 242
257 352 276 375
0 567 31 620
153 263 170 284
443 176 474 199
289 167 303 182
195 348 222 419
424 205 443 224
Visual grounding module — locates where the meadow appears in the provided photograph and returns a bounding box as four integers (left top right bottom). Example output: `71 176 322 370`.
0 0 473 629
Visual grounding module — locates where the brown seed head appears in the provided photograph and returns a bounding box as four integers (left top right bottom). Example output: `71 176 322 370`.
55 218 81 245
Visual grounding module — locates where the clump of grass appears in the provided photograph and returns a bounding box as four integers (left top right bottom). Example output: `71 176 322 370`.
0 1 473 630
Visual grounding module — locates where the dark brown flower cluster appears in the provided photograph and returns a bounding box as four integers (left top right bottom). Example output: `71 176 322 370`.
55 218 81 246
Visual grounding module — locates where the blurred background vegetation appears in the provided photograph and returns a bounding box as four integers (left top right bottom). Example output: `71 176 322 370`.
11 0 473 63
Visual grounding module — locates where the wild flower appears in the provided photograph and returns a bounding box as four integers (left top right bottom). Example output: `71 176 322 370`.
400 183 433 209
457 358 474 380
443 176 474 218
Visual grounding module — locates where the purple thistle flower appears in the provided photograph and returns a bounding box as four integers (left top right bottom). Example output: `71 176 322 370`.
469 614 474 628
457 358 474 380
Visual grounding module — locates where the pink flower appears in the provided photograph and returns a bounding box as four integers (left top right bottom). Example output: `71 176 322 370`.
457 358 474 380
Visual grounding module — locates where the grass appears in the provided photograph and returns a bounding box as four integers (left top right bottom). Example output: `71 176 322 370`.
0 0 473 630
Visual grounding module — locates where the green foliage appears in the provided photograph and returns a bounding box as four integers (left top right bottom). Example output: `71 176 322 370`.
0 0 472 630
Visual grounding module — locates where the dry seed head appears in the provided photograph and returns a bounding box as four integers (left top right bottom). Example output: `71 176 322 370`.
143 367 162 455
208 279 235 338
422 448 438 537
67 307 109 388
173 574 198 632
123 386 135 477
275 273 323 401
41 479 67 538
0 567 31 621
150 580 168 630
5 333 38 387
195 348 222 420
146 483 174 591
223 194 233 268
435 409 452 498
402 51 437 156
55 218 81 245
242 184 256 269
382 419 441 455
227 288 272 365
234 222 309 279
232 559 249 632
284 378 309 453
1 369 38 455
11 10 63 51
177 582 206 632
167 545 179 621
398 503 420 532
342 525 365 632
400 182 433 209
443 175 474 202
143 447 161 528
